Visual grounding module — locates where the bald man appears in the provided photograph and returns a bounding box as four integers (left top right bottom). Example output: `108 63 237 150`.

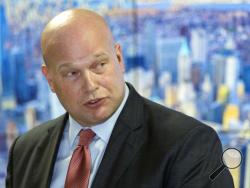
6 9 234 188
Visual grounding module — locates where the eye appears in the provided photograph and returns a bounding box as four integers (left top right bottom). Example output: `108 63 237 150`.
67 71 78 76
64 70 80 79
93 62 106 73
97 62 106 67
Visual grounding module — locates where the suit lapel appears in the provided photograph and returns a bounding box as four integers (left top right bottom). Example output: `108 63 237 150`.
31 114 68 188
92 84 146 188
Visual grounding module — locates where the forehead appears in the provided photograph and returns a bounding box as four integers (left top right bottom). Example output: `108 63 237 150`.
44 24 114 68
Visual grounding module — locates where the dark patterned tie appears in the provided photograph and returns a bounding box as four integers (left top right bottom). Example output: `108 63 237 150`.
65 129 95 188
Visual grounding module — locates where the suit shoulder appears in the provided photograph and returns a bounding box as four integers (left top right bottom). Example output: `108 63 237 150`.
142 98 214 144
15 114 67 147
143 98 203 128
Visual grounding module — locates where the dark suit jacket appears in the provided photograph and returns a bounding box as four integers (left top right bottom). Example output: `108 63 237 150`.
6 84 234 188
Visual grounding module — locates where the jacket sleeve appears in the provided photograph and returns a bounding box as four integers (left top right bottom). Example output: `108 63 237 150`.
6 137 19 188
165 126 235 188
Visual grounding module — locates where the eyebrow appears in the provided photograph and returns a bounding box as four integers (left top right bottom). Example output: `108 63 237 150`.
94 52 108 58
93 52 109 61
56 52 109 71
57 63 74 72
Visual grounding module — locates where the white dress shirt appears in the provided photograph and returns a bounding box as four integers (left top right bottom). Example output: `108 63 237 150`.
50 85 129 188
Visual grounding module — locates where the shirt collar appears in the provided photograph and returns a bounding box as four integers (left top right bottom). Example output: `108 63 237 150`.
69 84 129 148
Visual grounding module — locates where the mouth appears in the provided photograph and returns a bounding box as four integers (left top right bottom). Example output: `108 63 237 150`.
84 97 106 108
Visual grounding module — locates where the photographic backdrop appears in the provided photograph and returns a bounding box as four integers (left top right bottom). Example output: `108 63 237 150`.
1 0 250 187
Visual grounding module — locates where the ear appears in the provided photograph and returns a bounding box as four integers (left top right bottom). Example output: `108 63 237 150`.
115 43 125 73
41 64 56 93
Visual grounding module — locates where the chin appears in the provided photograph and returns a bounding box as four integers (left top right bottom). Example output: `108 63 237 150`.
94 113 112 123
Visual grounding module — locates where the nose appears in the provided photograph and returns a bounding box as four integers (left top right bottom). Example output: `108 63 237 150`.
81 71 98 94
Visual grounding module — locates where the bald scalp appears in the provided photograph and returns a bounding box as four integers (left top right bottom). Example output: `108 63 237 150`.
41 9 114 66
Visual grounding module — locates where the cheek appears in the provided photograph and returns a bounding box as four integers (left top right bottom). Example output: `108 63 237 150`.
53 81 77 99
102 77 123 96
107 64 124 82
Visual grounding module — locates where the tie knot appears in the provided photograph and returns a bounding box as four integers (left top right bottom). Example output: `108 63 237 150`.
78 129 95 146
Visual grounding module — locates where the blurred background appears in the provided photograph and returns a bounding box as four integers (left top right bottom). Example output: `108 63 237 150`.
1 0 250 187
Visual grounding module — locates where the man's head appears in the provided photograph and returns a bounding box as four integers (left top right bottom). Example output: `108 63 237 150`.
41 9 126 126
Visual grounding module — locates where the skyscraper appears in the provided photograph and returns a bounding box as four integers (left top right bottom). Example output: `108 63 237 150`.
177 38 191 83
0 4 7 98
190 28 207 64
157 37 184 83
